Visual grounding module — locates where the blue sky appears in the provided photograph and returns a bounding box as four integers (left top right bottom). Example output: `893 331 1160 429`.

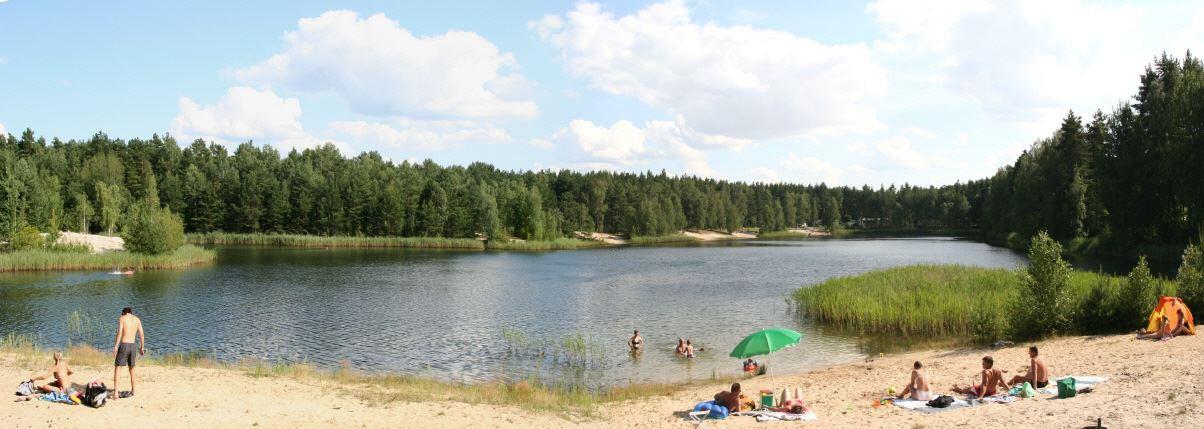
1 0 1201 186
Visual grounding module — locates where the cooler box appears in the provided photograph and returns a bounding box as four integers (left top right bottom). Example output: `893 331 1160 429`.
760 389 775 408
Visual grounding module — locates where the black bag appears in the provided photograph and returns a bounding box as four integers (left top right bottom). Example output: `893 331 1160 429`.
926 395 955 408
83 381 108 408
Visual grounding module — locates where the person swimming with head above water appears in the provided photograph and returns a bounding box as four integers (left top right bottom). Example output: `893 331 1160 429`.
628 329 643 352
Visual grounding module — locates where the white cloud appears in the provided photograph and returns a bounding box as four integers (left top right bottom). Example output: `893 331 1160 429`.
869 0 1195 125
545 119 730 177
781 154 847 184
873 136 963 170
533 1 887 140
171 86 336 152
0 57 8 65
554 120 647 164
232 10 536 119
328 119 510 151
0 122 6 136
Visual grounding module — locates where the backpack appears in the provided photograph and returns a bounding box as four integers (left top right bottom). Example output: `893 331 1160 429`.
1057 377 1076 399
926 395 955 408
83 380 108 408
15 380 35 396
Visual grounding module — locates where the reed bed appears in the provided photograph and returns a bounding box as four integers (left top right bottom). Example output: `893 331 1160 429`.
628 234 702 245
793 265 1017 337
792 264 1137 339
0 245 215 272
757 231 814 239
486 238 605 251
188 232 485 249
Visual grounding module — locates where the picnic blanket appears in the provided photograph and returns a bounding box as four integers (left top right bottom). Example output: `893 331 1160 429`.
733 410 819 422
890 396 971 413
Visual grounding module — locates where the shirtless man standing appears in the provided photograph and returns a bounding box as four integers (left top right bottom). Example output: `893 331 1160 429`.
112 307 145 399
1008 346 1050 388
30 351 73 393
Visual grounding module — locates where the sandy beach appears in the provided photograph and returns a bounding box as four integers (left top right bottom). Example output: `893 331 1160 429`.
4 332 1199 428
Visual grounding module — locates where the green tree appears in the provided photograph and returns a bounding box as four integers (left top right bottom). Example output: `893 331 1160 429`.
121 198 185 255
95 181 126 235
1010 231 1073 338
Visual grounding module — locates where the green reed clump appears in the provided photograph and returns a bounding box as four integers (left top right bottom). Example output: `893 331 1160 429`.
187 232 485 249
0 244 215 272
757 231 814 239
793 265 1018 337
628 234 702 245
793 264 1149 341
485 238 604 250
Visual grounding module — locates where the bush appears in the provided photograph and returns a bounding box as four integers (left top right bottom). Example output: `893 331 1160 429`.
1120 256 1158 326
8 225 45 251
1010 231 1073 339
1078 278 1121 334
1177 244 1204 312
121 200 185 255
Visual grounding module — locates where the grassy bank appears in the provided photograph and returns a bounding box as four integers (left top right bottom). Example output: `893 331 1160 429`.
758 230 815 239
628 233 702 245
791 264 1170 340
0 245 215 272
485 238 605 251
0 333 726 416
187 232 485 249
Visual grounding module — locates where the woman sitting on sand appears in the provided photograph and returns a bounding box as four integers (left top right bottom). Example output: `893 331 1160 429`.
896 361 932 401
951 356 1009 399
1138 308 1189 340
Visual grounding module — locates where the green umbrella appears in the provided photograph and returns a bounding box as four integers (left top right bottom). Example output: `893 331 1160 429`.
729 328 803 359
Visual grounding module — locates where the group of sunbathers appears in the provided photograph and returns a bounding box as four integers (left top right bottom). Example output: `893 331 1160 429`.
946 346 1050 400
712 383 811 414
893 346 1050 401
17 307 146 402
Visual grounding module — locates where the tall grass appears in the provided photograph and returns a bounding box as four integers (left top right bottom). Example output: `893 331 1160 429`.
758 231 814 239
628 234 702 245
485 238 605 251
793 264 1170 342
0 245 215 272
793 265 1018 337
188 232 485 249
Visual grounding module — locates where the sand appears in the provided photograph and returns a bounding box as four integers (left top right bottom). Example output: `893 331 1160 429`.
682 230 757 241
4 333 1200 428
52 232 125 253
575 231 629 245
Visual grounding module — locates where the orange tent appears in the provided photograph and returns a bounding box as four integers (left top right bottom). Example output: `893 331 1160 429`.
1144 296 1196 335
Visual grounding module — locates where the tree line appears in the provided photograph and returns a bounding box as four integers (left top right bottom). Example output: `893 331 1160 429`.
1 52 1200 252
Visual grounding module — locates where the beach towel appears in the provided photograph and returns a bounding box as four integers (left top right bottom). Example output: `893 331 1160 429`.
891 396 971 413
733 410 819 422
1039 376 1108 396
38 392 74 405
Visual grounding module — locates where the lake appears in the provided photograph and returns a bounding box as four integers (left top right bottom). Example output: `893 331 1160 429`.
0 237 1027 388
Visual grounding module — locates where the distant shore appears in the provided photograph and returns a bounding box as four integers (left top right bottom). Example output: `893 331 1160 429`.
0 245 215 272
3 333 1197 428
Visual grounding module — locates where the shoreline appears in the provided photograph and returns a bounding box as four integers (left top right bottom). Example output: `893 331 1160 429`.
0 245 216 272
4 332 1200 427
